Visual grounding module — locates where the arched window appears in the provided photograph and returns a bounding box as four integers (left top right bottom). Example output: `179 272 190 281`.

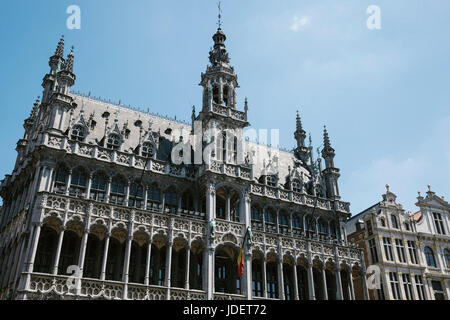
216 131 227 162
266 261 278 299
71 125 85 142
391 215 398 229
444 249 450 268
106 133 121 151
424 246 437 268
212 85 219 104
164 188 178 214
54 166 68 194
110 176 126 205
69 168 88 198
380 218 386 227
404 222 410 231
318 219 328 234
142 142 155 158
146 183 161 211
279 213 289 226
223 85 229 106
266 175 277 187
90 172 107 202
292 214 302 229
292 179 302 193
129 181 144 208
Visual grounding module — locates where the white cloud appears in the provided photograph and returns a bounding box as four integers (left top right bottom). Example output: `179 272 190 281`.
290 15 309 32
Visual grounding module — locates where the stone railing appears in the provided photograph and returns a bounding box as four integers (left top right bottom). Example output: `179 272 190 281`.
206 159 253 181
213 292 246 300
44 133 196 181
212 103 247 123
27 273 207 300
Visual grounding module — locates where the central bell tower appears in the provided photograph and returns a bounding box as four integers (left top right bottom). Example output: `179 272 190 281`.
195 14 249 165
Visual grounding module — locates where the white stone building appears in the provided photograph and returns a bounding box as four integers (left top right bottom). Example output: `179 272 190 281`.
0 25 366 300
346 185 450 300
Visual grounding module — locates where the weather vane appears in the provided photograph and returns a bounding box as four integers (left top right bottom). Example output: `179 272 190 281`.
217 1 222 29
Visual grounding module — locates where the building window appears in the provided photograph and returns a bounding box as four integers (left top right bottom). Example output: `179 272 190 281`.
424 246 437 268
266 262 278 299
431 280 445 300
69 168 88 198
404 222 410 231
147 184 161 210
164 188 178 214
391 215 398 229
444 249 450 268
292 179 301 193
54 166 68 194
109 176 126 205
292 214 302 229
395 239 406 263
265 208 276 224
251 206 262 221
266 175 277 187
380 218 386 227
407 241 419 265
142 142 155 158
376 283 385 300
414 275 425 300
402 274 413 300
252 260 263 297
366 220 373 236
432 212 446 235
279 214 289 226
90 173 107 202
106 133 121 150
389 272 400 300
369 239 378 264
129 182 144 208
383 237 394 261
71 125 85 142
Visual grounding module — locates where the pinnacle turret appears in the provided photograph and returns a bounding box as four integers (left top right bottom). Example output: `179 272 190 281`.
54 35 65 58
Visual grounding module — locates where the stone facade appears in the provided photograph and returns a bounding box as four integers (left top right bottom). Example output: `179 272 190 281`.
0 28 366 300
346 185 450 300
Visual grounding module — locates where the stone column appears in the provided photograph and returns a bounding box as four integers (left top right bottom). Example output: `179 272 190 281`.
262 255 268 298
278 257 285 299
225 190 230 221
293 263 299 300
105 177 112 203
85 173 93 200
349 270 355 300
322 266 328 300
184 245 191 290
359 250 370 300
144 236 152 286
165 240 173 300
122 234 133 299
52 227 66 275
307 261 315 300
410 273 418 300
206 247 214 300
335 266 343 300
100 232 111 281
27 223 42 274
64 169 73 196
77 229 90 295
244 250 252 299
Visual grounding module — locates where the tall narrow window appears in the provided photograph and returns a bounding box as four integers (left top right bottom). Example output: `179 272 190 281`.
252 259 263 297
54 166 68 194
407 241 419 264
164 189 178 214
266 175 277 187
432 212 446 235
90 173 107 202
395 239 406 263
69 168 88 198
431 281 445 300
146 184 161 211
389 272 400 300
292 179 302 193
444 249 450 268
366 220 373 236
414 275 425 300
402 274 413 300
109 176 126 205
223 85 229 106
266 262 278 299
424 246 437 268
369 239 378 264
383 237 394 261
391 215 398 229
251 206 262 221
129 182 144 208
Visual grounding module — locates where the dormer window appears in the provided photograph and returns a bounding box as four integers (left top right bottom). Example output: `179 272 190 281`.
71 125 85 142
267 175 277 187
142 142 155 158
107 134 120 150
292 179 302 193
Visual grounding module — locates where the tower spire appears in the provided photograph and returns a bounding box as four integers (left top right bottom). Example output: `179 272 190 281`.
323 125 332 151
55 35 65 57
217 1 223 30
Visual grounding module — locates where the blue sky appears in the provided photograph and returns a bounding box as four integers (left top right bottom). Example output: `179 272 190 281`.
0 0 449 214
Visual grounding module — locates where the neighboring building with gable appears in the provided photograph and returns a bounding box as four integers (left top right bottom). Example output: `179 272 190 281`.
346 185 450 300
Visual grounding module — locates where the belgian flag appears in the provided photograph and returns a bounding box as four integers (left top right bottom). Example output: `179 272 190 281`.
237 228 249 277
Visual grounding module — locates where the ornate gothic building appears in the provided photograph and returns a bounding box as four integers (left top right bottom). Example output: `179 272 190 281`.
0 25 367 300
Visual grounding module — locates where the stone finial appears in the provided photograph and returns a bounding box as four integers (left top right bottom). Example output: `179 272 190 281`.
65 46 74 73
418 191 421 197
55 35 65 57
385 184 390 192
427 184 431 192
323 126 331 149
296 110 303 132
